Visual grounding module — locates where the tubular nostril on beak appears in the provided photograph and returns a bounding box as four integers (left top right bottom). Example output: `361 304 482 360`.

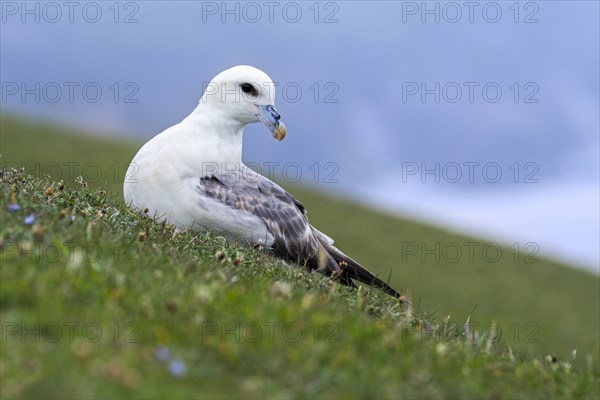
256 104 286 140
266 105 280 121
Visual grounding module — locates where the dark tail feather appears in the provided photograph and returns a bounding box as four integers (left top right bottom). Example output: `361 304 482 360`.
324 244 402 299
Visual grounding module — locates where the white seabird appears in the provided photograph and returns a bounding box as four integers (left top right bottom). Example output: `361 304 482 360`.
124 65 401 299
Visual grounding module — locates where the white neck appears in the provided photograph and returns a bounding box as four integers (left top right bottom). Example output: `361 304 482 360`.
176 103 246 165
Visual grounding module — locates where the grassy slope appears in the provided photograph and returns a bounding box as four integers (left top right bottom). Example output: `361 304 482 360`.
1 115 599 397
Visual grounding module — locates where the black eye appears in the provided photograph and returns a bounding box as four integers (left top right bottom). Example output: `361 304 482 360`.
240 83 258 96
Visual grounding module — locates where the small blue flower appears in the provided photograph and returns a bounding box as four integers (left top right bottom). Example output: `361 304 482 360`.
154 346 171 361
8 203 20 212
168 360 187 377
24 213 36 225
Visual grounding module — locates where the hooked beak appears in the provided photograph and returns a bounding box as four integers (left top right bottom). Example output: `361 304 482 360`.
255 104 286 141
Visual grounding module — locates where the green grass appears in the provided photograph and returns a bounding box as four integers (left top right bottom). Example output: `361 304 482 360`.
1 114 599 398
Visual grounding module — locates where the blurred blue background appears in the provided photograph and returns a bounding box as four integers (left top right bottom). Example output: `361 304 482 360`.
2 1 598 271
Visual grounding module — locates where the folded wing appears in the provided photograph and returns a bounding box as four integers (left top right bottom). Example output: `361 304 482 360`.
196 169 401 298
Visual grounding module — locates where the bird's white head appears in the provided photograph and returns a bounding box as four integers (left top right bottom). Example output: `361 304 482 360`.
198 65 286 141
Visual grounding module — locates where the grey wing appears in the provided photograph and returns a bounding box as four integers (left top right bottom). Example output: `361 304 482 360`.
196 172 402 299
197 173 339 274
